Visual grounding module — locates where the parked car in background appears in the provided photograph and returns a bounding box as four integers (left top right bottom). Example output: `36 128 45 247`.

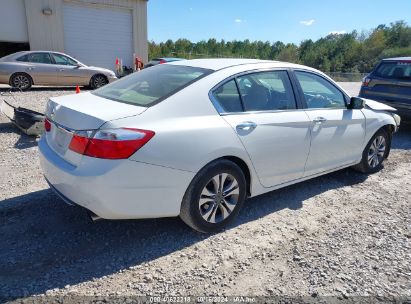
359 57 411 121
144 57 185 68
39 59 400 233
0 51 117 90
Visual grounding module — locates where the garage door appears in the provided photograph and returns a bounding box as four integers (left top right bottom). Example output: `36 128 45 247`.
63 3 133 71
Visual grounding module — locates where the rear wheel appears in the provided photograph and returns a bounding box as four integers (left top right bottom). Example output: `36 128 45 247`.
90 74 108 89
180 160 247 233
353 128 390 173
10 73 32 90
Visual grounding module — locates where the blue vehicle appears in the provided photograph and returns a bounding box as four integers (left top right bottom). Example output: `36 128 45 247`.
359 57 411 121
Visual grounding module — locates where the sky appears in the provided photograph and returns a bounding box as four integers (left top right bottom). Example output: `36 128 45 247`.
148 0 411 44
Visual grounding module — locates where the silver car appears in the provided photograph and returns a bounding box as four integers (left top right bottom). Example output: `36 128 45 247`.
0 51 117 90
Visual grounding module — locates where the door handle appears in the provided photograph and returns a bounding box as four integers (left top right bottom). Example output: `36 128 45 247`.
27 67 34 71
313 117 327 124
236 121 257 132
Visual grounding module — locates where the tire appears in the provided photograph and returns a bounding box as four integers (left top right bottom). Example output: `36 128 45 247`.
90 74 108 89
10 73 32 90
353 128 391 174
180 159 247 233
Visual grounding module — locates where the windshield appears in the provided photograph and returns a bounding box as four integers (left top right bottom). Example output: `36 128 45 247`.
93 64 213 107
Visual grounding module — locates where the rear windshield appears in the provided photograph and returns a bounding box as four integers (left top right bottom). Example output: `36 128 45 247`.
93 64 212 106
374 61 411 80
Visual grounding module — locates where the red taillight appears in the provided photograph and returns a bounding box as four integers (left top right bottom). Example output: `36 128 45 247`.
44 119 51 132
159 59 166 64
68 128 155 159
68 133 90 154
362 77 371 87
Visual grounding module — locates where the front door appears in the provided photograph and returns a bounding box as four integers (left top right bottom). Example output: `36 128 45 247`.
212 70 311 188
293 71 366 176
50 53 89 86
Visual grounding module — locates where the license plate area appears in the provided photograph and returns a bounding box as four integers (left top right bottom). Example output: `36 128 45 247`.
47 123 74 156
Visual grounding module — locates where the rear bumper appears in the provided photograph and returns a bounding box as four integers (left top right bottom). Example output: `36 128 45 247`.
38 136 195 219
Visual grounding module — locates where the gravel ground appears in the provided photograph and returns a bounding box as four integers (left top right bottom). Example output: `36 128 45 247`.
0 83 410 302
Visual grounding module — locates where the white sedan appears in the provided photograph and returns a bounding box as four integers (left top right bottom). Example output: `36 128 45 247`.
39 59 401 233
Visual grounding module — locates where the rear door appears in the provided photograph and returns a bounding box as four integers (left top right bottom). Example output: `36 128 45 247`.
26 52 58 85
212 70 312 188
293 70 366 176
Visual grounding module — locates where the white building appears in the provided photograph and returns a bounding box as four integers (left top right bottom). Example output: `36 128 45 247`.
0 0 148 70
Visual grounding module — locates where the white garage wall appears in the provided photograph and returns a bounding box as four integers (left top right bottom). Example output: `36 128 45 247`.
0 0 28 42
63 3 134 70
23 0 148 62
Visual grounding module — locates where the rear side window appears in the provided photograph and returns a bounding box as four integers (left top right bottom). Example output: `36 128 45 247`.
212 80 243 113
29 53 52 64
375 61 411 79
212 71 297 113
93 65 212 107
237 71 296 111
16 54 29 62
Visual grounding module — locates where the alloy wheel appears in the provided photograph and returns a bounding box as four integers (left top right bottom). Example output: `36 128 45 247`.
93 76 107 88
13 75 30 89
198 173 240 223
368 135 386 168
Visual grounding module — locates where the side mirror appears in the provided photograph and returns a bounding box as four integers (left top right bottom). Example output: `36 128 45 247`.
348 97 365 110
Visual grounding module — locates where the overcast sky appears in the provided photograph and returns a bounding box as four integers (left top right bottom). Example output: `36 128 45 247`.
148 0 411 43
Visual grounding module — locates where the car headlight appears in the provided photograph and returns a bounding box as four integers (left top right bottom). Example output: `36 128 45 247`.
107 71 116 77
392 113 401 127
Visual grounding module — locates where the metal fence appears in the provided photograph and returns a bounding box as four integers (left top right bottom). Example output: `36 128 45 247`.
325 72 368 82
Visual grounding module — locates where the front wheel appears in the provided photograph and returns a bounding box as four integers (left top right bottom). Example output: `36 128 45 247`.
353 128 391 173
90 74 108 89
180 160 247 233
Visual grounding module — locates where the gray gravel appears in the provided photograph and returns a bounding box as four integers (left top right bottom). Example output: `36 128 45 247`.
0 84 410 302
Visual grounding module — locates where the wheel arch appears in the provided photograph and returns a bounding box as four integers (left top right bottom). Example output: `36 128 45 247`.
196 156 252 197
9 72 34 86
380 124 396 158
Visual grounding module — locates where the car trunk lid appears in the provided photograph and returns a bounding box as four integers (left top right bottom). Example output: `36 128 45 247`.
44 92 147 165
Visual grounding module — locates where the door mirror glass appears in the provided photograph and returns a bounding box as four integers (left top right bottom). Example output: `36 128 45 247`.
348 97 365 109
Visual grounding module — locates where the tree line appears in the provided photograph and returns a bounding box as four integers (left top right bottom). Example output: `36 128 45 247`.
148 21 411 73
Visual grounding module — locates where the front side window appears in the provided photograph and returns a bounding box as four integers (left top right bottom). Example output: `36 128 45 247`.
93 64 212 107
295 71 346 109
375 61 411 80
52 53 78 66
236 71 296 111
29 53 52 64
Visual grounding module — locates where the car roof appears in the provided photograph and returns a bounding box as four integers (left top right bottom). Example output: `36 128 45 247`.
157 57 185 61
169 58 312 72
382 57 411 61
0 50 82 63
